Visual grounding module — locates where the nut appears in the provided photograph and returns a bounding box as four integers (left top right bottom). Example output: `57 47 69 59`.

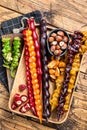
54 50 60 55
51 33 57 37
59 41 65 47
51 41 57 45
61 43 67 50
56 45 60 50
21 95 28 102
56 35 63 42
58 49 63 55
57 31 64 37
50 45 56 52
63 36 68 42
48 36 54 42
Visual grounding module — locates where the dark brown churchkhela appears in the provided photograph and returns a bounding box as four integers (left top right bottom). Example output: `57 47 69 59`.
40 18 50 121
57 31 83 119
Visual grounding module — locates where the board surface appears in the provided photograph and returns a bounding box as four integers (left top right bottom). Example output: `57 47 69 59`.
8 32 87 124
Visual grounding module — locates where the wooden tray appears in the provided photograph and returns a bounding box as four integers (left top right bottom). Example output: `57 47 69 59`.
8 43 87 124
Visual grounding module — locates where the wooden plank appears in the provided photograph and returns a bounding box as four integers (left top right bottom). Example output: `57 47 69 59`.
0 0 87 32
0 6 20 22
0 110 55 130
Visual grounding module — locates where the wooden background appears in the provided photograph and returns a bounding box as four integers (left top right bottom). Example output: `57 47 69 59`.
0 0 87 130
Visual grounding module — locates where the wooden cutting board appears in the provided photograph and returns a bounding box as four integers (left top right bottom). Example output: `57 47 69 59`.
8 42 87 125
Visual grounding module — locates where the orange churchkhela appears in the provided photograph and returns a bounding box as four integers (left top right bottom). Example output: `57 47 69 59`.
23 28 42 123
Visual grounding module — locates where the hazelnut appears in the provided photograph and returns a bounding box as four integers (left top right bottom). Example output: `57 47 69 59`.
63 36 68 42
59 49 63 55
61 43 67 50
54 50 59 55
56 44 60 50
54 49 63 55
48 37 54 42
59 41 65 47
56 35 63 42
57 31 64 37
50 45 56 52
51 41 57 46
51 33 57 38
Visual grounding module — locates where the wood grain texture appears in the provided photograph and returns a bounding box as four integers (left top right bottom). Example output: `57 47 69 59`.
0 0 87 130
1 0 87 32
0 6 20 22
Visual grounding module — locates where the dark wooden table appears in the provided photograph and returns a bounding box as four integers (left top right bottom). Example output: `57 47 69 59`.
0 0 87 130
